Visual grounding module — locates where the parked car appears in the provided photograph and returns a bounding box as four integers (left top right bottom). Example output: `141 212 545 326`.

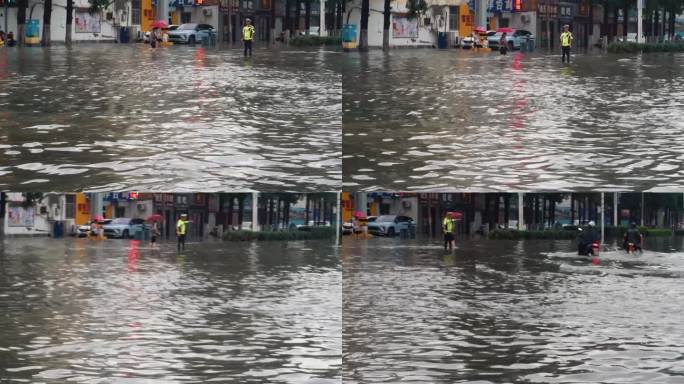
461 36 477 49
367 215 415 237
342 221 353 235
617 33 645 43
102 218 147 239
75 219 111 237
487 29 534 50
168 23 216 44
143 25 179 43
297 221 331 231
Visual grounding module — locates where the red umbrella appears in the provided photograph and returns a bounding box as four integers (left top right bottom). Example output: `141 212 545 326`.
447 212 463 220
151 20 168 29
146 214 163 223
473 25 486 33
497 27 515 34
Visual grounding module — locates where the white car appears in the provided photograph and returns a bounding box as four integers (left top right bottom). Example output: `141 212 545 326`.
367 215 415 237
168 23 216 44
342 221 353 235
617 33 645 43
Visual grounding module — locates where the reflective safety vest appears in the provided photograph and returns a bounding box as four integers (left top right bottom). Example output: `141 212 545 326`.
177 219 187 235
561 32 572 47
243 25 255 41
443 217 454 234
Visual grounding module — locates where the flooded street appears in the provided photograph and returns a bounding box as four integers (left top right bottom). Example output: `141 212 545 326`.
343 237 684 383
343 50 684 191
0 238 340 383
0 45 341 191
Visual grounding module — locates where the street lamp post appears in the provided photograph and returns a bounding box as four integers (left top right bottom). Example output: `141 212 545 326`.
252 192 259 232
637 0 643 43
335 191 341 245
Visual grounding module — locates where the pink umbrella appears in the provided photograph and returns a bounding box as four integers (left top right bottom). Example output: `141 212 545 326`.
447 212 463 220
497 27 515 34
151 20 168 29
353 211 367 219
473 25 486 33
92 215 105 222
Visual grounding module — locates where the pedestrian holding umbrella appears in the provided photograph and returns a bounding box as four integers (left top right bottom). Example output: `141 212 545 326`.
147 213 163 249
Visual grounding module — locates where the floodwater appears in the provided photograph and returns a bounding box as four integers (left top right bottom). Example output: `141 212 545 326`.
0 45 341 191
0 238 341 383
343 50 684 191
343 237 684 383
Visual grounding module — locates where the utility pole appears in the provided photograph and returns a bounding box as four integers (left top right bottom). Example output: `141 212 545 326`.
335 191 340 245
319 0 326 36
636 0 643 42
252 192 259 232
476 0 487 30
157 0 169 24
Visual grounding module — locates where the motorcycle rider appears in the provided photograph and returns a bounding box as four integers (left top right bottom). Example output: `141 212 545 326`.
623 222 643 253
577 221 600 256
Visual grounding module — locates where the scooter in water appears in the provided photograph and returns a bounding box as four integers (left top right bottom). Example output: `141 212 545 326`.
591 240 600 256
578 240 600 256
626 242 636 254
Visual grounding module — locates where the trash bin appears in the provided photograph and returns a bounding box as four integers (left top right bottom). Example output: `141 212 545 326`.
119 27 130 43
201 35 210 46
210 34 217 46
53 221 63 238
341 24 357 50
25 20 40 38
438 32 447 49
400 228 409 239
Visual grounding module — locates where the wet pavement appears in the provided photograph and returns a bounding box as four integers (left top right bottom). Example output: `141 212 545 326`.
343 50 684 191
0 45 341 191
343 236 684 383
0 237 340 383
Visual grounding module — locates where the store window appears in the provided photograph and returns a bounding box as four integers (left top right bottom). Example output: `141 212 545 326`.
131 0 141 25
65 195 75 219
449 6 459 31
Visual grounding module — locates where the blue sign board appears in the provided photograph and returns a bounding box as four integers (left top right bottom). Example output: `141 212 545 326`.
488 0 513 13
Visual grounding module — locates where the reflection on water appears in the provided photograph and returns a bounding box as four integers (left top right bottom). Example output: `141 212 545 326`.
0 238 341 383
343 237 684 383
343 50 684 191
0 46 341 191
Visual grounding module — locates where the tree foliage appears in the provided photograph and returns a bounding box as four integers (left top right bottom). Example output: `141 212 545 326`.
406 0 428 19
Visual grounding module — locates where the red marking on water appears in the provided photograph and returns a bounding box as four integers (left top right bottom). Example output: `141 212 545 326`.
128 240 140 272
